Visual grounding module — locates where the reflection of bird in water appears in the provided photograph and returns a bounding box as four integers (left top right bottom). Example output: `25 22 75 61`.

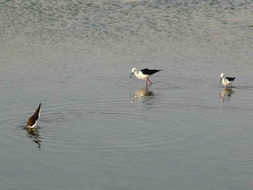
134 87 154 98
26 127 42 148
220 88 234 102
26 103 41 128
129 67 161 87
131 87 154 104
219 73 236 88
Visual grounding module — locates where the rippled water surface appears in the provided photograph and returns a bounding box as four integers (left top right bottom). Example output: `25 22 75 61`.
1 0 253 189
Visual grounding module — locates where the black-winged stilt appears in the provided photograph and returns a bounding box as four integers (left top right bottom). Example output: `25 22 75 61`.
220 73 236 88
129 67 161 86
26 103 41 128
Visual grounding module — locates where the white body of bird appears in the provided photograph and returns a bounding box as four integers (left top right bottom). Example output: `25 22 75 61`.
220 73 235 88
131 68 149 80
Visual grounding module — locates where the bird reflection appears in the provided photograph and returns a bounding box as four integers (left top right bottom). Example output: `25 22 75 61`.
131 87 154 104
25 127 42 149
134 87 154 98
219 88 234 102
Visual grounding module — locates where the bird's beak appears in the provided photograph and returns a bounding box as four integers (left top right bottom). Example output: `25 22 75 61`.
129 73 133 79
219 78 222 84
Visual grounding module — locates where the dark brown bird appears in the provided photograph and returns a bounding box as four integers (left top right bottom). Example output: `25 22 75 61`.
26 103 41 128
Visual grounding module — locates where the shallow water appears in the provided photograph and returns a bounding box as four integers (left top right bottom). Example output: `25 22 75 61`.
1 0 253 189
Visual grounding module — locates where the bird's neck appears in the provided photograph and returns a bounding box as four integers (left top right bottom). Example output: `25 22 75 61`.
134 70 139 77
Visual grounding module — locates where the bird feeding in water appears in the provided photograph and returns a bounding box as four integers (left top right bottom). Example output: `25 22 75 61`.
220 73 236 88
129 67 161 86
26 103 41 128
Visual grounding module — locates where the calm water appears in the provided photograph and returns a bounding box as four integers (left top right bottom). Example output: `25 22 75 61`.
1 0 253 189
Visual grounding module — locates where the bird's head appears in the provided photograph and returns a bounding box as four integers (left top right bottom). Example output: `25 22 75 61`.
131 67 137 73
219 73 224 83
129 67 137 79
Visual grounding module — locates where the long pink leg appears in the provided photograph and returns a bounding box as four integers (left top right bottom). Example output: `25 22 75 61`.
147 78 152 86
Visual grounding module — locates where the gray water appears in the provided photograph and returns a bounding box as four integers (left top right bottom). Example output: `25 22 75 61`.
1 0 253 189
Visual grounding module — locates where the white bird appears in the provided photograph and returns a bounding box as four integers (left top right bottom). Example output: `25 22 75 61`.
129 67 161 86
220 73 236 88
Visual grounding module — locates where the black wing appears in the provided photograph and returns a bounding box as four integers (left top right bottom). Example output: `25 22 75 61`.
32 103 41 120
141 68 161 75
225 77 236 81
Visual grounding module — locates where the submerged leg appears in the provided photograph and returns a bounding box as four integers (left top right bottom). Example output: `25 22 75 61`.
145 80 148 88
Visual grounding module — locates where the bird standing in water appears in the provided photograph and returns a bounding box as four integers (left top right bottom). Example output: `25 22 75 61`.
129 67 161 87
220 73 236 88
